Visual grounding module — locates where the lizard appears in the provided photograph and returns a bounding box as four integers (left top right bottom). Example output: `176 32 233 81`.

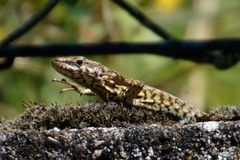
52 56 208 124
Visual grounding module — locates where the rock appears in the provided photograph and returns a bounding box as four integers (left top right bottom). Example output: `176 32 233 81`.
0 102 239 159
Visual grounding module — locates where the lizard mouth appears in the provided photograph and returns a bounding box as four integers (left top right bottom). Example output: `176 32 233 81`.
52 57 76 77
52 57 85 80
51 58 63 72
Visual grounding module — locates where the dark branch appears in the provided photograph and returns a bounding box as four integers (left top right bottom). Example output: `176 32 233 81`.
111 0 173 40
0 0 59 46
0 0 59 69
0 57 15 69
1 39 240 69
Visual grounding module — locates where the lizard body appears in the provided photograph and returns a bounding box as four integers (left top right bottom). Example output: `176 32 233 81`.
52 56 207 123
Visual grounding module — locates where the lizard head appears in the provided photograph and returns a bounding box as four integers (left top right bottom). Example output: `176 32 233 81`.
52 56 110 82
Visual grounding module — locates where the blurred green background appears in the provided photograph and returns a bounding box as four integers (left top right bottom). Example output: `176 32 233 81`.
0 0 240 118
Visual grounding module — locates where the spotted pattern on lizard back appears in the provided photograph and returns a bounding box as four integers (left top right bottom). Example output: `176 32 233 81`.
52 56 207 124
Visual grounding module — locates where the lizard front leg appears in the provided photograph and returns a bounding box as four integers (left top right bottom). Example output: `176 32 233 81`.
124 79 144 104
52 78 96 96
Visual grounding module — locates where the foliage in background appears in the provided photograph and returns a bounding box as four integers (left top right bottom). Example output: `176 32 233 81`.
0 0 240 118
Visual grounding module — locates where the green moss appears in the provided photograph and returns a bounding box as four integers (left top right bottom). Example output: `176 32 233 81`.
0 102 181 130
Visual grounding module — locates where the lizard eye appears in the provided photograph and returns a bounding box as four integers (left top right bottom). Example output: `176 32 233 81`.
75 60 83 66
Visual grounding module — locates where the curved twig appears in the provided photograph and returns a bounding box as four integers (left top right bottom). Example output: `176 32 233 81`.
111 0 173 40
0 0 59 69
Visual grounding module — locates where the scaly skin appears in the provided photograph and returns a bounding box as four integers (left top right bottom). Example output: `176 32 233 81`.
52 56 208 124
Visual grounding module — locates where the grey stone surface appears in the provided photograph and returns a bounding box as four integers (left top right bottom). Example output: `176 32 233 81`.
0 103 239 159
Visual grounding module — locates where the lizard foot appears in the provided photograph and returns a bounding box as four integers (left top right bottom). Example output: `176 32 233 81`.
52 78 96 96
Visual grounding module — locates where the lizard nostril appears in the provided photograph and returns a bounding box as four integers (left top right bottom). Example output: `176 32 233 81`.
76 60 83 66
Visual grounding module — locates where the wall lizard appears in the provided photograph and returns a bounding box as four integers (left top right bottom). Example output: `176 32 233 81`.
52 56 208 124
